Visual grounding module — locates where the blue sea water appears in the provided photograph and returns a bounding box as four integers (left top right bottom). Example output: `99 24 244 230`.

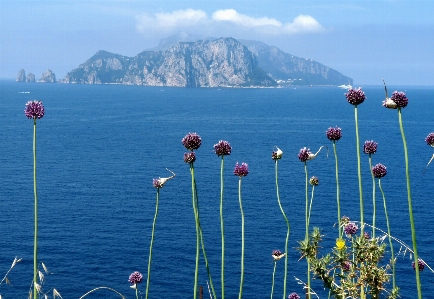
0 80 433 298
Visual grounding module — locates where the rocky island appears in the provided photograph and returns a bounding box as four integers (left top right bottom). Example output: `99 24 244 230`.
16 69 55 83
63 37 352 87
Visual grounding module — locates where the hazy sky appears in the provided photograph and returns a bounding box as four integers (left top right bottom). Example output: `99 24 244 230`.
1 0 433 85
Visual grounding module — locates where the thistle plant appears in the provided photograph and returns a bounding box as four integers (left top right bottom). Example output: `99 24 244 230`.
182 133 217 299
364 140 378 238
272 146 290 299
214 140 232 299
424 132 434 173
25 100 45 299
345 88 366 235
129 271 143 299
372 163 397 291
271 249 286 299
234 162 249 299
382 81 422 298
146 169 175 299
326 126 342 236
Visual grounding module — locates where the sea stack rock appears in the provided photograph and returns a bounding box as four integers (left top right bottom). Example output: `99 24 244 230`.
38 69 57 83
26 73 36 82
16 69 26 82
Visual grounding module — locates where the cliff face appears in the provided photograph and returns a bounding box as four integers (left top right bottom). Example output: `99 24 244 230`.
239 40 353 86
38 70 56 83
64 38 276 87
26 73 35 82
16 69 26 82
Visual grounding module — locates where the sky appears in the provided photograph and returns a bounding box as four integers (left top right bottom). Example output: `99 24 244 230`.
1 0 434 85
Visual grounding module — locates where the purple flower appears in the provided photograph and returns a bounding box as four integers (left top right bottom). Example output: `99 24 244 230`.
272 249 285 261
153 178 163 188
363 140 378 155
184 152 196 163
272 249 282 256
309 176 319 186
372 163 387 178
425 133 434 147
342 261 351 271
182 133 201 151
288 293 300 299
214 140 232 156
391 91 408 108
412 259 425 271
344 222 358 236
364 232 370 239
24 100 45 119
345 88 366 105
234 162 249 177
128 271 143 285
326 126 342 141
272 147 283 161
298 147 310 162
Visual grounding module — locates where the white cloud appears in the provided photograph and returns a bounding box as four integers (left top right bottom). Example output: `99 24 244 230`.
136 9 207 32
136 8 323 36
212 9 282 28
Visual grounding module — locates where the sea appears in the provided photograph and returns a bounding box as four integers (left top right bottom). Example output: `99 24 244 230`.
0 80 433 298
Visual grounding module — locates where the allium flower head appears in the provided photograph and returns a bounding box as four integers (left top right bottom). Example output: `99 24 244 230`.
344 222 358 236
298 147 310 162
372 163 387 178
214 140 232 156
234 162 249 177
345 88 366 105
340 216 350 225
425 133 434 147
153 179 163 188
24 100 45 119
272 147 283 160
272 249 286 261
391 91 408 108
364 232 370 239
184 152 196 163
288 293 300 299
326 126 342 141
412 259 425 271
128 271 143 285
363 140 378 155
153 170 175 188
182 133 201 151
309 176 319 186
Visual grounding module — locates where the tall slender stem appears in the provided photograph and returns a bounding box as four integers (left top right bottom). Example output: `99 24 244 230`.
332 141 342 237
304 162 311 299
145 188 159 299
368 155 376 238
271 262 277 299
354 105 364 234
135 287 139 299
398 108 422 298
275 160 290 299
378 179 396 289
220 157 225 299
238 178 245 299
33 118 38 299
190 163 199 299
307 186 315 230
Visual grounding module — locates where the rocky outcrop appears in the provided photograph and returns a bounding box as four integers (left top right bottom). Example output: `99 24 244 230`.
26 73 35 82
64 38 276 87
38 70 56 83
239 39 353 86
16 69 26 82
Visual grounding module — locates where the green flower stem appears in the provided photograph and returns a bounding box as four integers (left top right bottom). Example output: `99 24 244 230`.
398 108 422 298
33 118 39 299
304 162 311 299
368 155 376 238
220 157 225 299
332 141 342 237
135 287 139 299
238 177 245 299
354 105 364 234
307 185 315 230
271 262 277 299
275 160 290 299
145 188 159 299
190 163 199 299
378 179 396 289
